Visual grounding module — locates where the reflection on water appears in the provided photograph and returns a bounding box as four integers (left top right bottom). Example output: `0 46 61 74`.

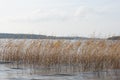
0 64 120 80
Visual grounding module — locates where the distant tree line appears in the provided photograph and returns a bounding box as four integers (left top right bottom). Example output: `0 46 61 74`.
0 33 89 40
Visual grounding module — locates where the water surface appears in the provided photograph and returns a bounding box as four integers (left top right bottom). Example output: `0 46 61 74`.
0 63 120 80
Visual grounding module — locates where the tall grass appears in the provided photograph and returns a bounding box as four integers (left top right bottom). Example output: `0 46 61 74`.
0 39 120 72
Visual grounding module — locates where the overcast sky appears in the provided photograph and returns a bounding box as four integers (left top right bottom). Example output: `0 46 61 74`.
0 0 120 37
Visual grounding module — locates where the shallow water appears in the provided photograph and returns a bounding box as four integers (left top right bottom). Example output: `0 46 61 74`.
0 63 120 80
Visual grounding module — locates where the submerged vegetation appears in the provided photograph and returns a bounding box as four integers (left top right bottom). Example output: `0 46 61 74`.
0 39 120 72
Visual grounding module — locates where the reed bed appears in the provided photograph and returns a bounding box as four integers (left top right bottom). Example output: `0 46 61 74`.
0 39 120 72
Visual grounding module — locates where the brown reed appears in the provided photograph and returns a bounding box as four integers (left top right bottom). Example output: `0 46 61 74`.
0 39 120 72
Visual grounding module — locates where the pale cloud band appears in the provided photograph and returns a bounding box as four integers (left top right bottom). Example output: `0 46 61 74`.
1 6 105 23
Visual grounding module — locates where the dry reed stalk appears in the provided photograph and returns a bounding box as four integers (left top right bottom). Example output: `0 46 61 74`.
0 39 120 72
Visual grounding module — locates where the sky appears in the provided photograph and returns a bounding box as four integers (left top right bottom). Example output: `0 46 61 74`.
0 0 120 37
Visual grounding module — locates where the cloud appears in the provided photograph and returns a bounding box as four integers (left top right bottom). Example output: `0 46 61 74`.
1 6 97 23
74 6 92 17
0 4 118 24
8 8 68 23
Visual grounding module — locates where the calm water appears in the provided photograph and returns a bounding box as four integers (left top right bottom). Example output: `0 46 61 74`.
0 63 120 80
